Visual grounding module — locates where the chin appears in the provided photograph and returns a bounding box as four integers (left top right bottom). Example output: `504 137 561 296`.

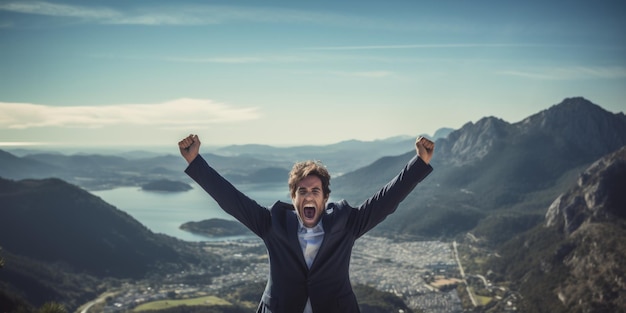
302 218 318 227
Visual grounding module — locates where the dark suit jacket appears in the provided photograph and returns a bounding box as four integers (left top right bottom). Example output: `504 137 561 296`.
185 154 432 313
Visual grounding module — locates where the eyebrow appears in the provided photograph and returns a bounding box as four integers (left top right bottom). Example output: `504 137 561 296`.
297 186 321 191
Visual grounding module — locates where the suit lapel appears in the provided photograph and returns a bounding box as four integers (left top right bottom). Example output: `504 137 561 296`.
309 206 336 271
286 210 308 269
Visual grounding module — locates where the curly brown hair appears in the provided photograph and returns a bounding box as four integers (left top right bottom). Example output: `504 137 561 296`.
288 160 331 199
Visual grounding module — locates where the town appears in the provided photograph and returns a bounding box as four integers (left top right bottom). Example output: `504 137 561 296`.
83 235 518 313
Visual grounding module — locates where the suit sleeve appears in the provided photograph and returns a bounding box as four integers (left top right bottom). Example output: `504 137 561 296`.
350 155 433 238
184 155 271 237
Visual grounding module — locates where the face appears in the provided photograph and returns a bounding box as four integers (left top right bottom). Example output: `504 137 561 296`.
292 175 328 228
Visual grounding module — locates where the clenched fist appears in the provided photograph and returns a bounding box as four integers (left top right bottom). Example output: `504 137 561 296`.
415 136 435 164
178 134 201 164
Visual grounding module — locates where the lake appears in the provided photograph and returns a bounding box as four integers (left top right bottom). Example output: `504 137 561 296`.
92 182 291 242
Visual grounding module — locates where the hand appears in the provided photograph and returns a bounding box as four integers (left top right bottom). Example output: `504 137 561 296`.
178 134 201 164
415 136 435 165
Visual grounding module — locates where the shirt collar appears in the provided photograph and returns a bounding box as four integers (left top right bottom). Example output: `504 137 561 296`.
297 218 324 234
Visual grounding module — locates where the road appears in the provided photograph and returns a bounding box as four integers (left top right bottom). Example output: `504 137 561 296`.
77 291 116 313
452 241 476 307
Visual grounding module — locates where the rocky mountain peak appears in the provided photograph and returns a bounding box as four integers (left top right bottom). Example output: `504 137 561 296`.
521 97 604 127
436 116 511 166
437 97 626 168
545 145 626 234
518 97 626 156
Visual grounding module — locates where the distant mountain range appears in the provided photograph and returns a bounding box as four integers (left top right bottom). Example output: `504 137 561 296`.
0 132 453 190
0 150 187 190
212 130 453 176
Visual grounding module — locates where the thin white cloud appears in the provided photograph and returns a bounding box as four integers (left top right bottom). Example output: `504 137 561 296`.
0 1 352 27
0 141 49 146
0 99 260 129
0 1 201 25
499 66 626 80
0 0 450 32
0 1 120 19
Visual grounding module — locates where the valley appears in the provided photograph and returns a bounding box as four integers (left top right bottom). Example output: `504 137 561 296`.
2 97 625 313
75 235 527 313
81 236 465 313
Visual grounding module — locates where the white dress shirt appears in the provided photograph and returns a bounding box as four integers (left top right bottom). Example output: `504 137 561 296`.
298 221 325 313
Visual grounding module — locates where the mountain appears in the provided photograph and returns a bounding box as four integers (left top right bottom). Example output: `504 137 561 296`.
433 127 454 140
212 133 452 175
0 150 62 180
214 132 452 160
484 145 626 313
0 177 216 310
0 177 206 278
453 99 622 162
331 97 626 240
0 248 103 312
435 97 626 198
180 218 252 237
0 150 291 190
224 167 290 184
0 131 453 191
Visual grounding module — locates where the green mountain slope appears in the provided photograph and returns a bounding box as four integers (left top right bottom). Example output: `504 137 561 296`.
0 177 218 311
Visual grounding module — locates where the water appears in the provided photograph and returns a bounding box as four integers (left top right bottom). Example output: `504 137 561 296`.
92 182 291 242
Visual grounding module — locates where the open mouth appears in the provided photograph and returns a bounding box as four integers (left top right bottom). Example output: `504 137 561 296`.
303 206 316 219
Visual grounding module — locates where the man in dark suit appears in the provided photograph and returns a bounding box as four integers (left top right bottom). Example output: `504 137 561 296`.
178 134 434 313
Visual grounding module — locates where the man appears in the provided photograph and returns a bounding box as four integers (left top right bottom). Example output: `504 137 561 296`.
178 134 434 313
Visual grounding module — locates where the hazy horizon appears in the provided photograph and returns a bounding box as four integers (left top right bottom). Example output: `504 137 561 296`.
0 132 422 156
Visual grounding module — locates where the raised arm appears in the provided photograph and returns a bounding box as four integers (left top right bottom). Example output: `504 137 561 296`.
179 135 271 237
351 136 435 237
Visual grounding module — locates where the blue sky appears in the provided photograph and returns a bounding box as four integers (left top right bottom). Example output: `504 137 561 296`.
1 0 625 148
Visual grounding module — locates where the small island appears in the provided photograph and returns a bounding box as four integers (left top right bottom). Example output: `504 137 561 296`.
141 179 192 192
180 218 252 237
